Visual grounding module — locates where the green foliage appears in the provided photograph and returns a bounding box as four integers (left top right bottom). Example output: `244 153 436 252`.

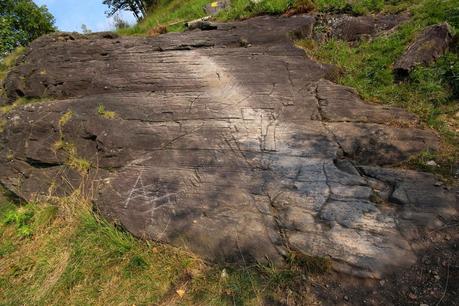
2 205 34 238
0 0 55 58
414 0 459 28
0 197 196 304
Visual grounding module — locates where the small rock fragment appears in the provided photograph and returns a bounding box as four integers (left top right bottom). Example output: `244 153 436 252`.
426 160 438 167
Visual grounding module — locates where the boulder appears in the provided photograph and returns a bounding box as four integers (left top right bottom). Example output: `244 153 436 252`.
394 23 453 78
186 18 218 31
0 15 457 279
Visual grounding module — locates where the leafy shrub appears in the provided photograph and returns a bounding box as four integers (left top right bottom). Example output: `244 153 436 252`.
0 0 55 58
2 206 34 237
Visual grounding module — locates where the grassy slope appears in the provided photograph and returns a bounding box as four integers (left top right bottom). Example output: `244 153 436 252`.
1 0 458 304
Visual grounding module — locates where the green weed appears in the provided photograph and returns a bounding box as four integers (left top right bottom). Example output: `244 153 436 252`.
97 104 117 119
58 110 73 128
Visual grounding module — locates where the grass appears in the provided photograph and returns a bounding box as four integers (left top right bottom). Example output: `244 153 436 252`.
0 193 195 305
97 104 117 119
0 46 26 83
297 0 459 176
0 46 27 113
0 191 329 305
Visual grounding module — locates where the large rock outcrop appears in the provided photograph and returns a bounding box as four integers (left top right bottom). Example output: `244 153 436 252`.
0 15 457 279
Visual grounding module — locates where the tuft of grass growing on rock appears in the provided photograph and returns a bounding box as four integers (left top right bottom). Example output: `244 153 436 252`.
0 97 44 115
58 110 73 127
53 111 92 174
0 48 52 116
0 46 26 83
97 104 117 119
53 140 91 174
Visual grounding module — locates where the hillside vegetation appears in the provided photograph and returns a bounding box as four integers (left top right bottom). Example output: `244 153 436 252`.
119 0 415 34
298 0 459 177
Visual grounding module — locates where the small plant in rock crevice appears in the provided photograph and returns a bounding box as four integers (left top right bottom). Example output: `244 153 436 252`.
97 104 117 119
53 111 91 174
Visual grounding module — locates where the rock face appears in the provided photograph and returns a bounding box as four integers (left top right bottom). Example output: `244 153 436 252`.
0 15 457 279
394 23 453 77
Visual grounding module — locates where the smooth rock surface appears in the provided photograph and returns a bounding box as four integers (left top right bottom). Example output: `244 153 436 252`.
0 15 457 278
